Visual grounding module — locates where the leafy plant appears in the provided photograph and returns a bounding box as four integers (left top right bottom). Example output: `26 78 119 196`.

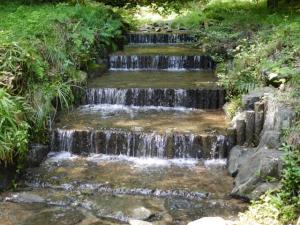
0 1 125 162
0 89 31 165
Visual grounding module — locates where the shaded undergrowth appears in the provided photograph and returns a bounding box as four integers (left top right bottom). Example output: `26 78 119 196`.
0 1 124 166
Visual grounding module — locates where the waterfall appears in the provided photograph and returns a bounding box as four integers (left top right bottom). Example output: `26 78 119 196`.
83 88 225 109
173 133 195 158
51 31 228 161
85 88 127 105
109 55 215 71
51 129 229 159
52 129 74 152
127 33 195 44
210 135 227 159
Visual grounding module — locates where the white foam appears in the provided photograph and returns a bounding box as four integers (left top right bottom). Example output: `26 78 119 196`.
45 152 226 169
79 104 199 114
204 159 227 168
46 151 78 162
87 154 198 168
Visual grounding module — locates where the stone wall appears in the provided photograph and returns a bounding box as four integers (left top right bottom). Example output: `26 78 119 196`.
227 88 295 200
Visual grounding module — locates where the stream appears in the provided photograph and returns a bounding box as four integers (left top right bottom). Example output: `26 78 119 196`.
0 31 247 225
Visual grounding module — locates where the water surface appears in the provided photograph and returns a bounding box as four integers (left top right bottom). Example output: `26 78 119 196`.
0 154 247 225
88 71 218 89
55 105 229 134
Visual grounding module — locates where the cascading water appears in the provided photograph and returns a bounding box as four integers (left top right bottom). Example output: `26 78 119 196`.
84 88 127 105
109 55 215 71
1 30 247 225
51 128 230 159
83 87 225 109
127 32 195 44
51 129 74 153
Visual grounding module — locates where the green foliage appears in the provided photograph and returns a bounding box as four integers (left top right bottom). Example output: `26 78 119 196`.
280 144 300 214
0 89 30 164
172 0 300 98
224 95 242 119
0 1 124 162
98 0 195 12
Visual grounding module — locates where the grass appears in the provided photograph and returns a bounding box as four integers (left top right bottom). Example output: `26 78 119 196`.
172 0 300 97
0 0 124 165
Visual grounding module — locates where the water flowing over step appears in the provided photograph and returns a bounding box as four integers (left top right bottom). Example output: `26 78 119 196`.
51 106 231 158
52 128 229 159
0 30 247 225
84 71 224 109
83 88 225 109
109 55 215 71
127 32 196 44
25 153 233 198
0 155 246 224
109 46 215 71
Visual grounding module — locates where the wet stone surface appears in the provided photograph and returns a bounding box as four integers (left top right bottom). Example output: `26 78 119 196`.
83 71 223 109
0 154 248 225
127 32 196 44
51 106 230 158
87 71 218 89
54 106 228 134
113 46 203 56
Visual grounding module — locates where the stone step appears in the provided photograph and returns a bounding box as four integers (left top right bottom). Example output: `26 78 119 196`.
52 106 231 158
24 154 234 198
109 46 214 71
82 87 225 109
87 71 218 89
83 71 224 109
127 32 196 44
114 45 203 56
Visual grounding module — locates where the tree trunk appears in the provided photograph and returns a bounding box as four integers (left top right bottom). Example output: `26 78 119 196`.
267 0 278 8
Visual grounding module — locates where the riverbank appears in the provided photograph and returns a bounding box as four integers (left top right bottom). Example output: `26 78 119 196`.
0 0 125 186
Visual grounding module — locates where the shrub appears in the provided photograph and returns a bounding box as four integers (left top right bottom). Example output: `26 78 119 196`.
0 1 125 162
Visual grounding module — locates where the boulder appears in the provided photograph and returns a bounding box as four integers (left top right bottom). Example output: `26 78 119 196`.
228 146 254 177
27 144 49 167
129 220 153 225
0 164 16 191
263 96 295 132
247 182 281 200
230 147 283 200
257 130 281 149
188 217 228 225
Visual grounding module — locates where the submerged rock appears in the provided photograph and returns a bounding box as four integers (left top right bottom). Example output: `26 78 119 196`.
188 217 228 225
129 220 153 225
23 208 85 225
130 207 153 220
5 192 45 203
